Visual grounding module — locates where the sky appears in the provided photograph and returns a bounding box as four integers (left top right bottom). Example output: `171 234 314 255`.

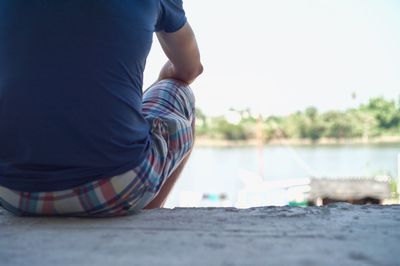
143 0 400 116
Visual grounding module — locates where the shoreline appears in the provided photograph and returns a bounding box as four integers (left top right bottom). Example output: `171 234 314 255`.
194 135 400 147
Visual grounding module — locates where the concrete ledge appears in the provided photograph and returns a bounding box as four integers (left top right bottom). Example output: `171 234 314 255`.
0 204 399 266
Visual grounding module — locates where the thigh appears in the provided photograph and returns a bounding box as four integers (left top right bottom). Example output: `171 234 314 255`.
142 79 196 183
143 79 195 122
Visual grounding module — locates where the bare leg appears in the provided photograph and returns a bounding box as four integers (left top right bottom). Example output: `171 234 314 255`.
144 150 192 209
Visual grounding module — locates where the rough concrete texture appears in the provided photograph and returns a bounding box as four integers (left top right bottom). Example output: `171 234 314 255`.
0 204 399 266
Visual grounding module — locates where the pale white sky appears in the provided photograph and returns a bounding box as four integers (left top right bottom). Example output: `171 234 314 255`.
144 0 400 116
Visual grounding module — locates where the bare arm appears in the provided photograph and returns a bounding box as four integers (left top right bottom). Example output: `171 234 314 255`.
157 22 203 85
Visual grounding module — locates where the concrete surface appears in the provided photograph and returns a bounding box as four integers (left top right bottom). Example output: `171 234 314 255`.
0 203 399 266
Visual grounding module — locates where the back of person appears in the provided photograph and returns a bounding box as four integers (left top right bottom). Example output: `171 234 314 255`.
0 0 202 216
0 0 185 192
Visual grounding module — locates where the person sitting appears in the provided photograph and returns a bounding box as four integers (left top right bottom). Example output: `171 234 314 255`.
0 0 203 216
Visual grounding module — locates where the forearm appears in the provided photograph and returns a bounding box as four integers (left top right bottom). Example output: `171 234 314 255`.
156 23 203 85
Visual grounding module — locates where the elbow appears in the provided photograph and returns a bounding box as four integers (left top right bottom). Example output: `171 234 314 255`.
198 63 204 77
192 63 204 79
182 63 204 83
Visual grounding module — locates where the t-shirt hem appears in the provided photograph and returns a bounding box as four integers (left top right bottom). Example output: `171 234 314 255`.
0 159 147 193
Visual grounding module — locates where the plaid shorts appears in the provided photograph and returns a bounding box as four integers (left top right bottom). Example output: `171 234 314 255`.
0 79 195 217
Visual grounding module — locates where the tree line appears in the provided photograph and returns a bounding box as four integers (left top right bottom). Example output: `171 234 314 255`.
195 97 400 142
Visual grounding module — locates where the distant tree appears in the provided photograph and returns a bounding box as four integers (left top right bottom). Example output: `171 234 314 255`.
194 97 400 142
283 108 324 141
195 108 208 136
263 116 285 141
305 106 318 121
307 121 325 142
195 108 206 122
322 111 354 139
347 109 379 139
362 97 400 129
306 107 325 141
210 116 249 140
281 113 304 138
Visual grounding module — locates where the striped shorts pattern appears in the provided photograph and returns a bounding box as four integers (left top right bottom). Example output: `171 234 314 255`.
0 79 195 217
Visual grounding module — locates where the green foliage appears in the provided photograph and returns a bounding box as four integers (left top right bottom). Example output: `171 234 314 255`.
263 117 283 141
195 97 400 142
205 116 251 140
280 109 325 141
322 111 354 139
362 97 400 129
389 178 399 199
194 108 208 136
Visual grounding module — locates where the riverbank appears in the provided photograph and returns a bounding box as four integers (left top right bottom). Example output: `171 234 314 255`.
195 135 400 147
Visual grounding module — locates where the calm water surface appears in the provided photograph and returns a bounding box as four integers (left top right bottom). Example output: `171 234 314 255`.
165 143 400 207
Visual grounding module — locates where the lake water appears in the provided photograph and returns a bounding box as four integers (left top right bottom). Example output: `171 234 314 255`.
165 143 400 207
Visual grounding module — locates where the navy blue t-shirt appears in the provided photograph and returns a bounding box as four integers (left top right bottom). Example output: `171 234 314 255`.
0 0 187 192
